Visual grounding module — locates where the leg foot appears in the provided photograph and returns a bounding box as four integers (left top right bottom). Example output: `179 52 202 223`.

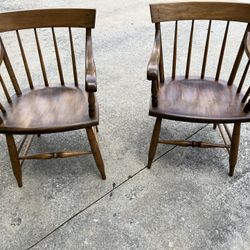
6 134 23 187
147 118 162 169
229 123 241 176
86 127 106 179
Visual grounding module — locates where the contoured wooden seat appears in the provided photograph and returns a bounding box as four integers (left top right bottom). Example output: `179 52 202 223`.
0 9 106 187
147 2 250 176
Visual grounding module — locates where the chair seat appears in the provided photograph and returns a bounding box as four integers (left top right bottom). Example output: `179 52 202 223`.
149 78 250 123
0 85 98 134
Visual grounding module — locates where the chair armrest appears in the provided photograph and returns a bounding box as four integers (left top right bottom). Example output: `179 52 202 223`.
85 29 97 92
245 32 250 59
147 29 161 81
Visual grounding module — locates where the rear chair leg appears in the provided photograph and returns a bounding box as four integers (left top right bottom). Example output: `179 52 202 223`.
86 127 106 180
229 123 241 176
6 134 23 187
147 118 162 169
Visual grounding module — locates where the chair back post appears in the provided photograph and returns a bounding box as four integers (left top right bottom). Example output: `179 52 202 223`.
155 23 164 82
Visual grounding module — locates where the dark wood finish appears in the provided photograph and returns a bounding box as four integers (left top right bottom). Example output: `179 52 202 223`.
86 127 106 180
158 139 230 149
34 28 49 87
0 40 3 66
0 74 12 103
237 60 250 93
16 30 34 89
1 40 22 96
147 117 162 169
6 134 22 187
150 2 250 23
156 23 164 83
245 31 250 59
201 20 212 79
18 151 92 160
185 20 194 79
147 2 250 176
172 21 178 79
0 86 98 134
52 28 64 85
149 78 250 123
69 27 78 86
216 21 229 81
0 9 95 32
0 9 105 187
228 24 249 86
218 124 231 153
229 123 241 176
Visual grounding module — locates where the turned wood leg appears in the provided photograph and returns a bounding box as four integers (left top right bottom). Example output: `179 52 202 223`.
6 134 23 187
86 127 106 180
147 118 162 169
229 123 241 176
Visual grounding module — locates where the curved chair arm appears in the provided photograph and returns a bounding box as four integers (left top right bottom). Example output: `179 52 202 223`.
147 29 161 81
147 29 161 107
245 32 250 59
85 28 97 93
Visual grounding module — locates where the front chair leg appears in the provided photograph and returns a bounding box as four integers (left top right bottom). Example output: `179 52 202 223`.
86 127 106 180
147 117 162 169
229 123 241 176
6 134 23 187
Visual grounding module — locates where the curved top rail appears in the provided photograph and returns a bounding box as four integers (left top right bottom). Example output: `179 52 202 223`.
0 8 96 32
150 2 250 23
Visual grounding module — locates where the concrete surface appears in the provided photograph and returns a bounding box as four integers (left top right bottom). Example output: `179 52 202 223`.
0 0 250 249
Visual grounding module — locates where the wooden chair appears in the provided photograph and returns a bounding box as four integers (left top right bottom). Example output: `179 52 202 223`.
0 9 106 187
147 2 250 176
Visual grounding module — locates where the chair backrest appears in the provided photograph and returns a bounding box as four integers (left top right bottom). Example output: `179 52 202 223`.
0 9 96 122
150 2 250 111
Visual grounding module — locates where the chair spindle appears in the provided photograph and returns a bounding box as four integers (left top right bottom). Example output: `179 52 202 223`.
243 100 250 113
0 74 12 103
185 20 194 79
0 102 6 114
52 28 64 86
69 28 78 86
237 60 250 93
228 23 250 86
172 21 178 79
215 21 230 81
34 28 48 87
242 86 250 103
16 30 34 89
0 40 22 96
201 20 212 79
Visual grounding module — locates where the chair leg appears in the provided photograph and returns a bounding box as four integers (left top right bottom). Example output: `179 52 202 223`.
6 134 23 187
86 127 106 180
229 123 241 176
147 118 162 169
213 124 217 129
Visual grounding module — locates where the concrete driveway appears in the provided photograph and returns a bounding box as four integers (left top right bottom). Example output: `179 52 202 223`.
0 0 250 249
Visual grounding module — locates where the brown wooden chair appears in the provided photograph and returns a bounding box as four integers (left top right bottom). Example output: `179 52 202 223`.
0 9 106 187
147 2 250 176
